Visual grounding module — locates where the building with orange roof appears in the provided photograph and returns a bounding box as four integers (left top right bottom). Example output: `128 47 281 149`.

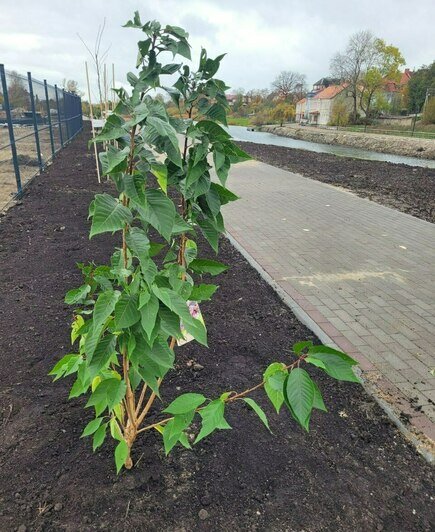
296 83 355 125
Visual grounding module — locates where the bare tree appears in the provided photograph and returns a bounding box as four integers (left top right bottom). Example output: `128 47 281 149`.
272 71 307 102
77 19 111 114
330 30 378 122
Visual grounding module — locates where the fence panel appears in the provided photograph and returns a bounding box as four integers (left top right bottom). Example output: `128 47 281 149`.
0 64 83 210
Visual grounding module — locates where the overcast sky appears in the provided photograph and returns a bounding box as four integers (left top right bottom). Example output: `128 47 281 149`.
1 0 434 99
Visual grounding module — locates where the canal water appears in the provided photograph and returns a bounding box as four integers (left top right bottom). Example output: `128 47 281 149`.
228 126 435 169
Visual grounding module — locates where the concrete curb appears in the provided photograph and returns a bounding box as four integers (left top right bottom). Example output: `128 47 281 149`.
226 231 434 464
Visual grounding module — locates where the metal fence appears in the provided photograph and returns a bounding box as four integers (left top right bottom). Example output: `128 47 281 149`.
0 65 83 209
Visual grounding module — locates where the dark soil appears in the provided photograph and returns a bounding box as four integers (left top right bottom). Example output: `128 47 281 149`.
0 128 434 532
237 141 435 223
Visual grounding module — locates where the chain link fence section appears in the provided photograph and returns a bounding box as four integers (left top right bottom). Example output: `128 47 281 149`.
0 65 83 209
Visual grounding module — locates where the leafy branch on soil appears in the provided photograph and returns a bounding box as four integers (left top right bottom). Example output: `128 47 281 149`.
50 12 359 472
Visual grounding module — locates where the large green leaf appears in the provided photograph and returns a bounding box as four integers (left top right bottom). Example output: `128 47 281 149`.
84 291 120 358
243 398 272 433
89 194 132 238
263 362 287 413
189 258 227 275
306 353 359 383
115 439 129 473
151 162 168 193
81 417 103 438
197 217 220 252
152 286 207 346
284 368 315 431
144 116 182 167
114 294 141 329
143 189 176 241
189 284 218 302
99 146 130 175
139 293 159 339
164 393 206 415
146 337 175 368
88 334 117 379
195 399 231 443
86 378 127 415
163 411 195 454
125 227 150 264
210 182 239 205
93 115 126 142
64 284 91 305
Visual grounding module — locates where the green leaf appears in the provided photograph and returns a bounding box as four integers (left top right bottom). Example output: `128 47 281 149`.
243 398 272 433
164 393 206 415
197 217 220 252
81 417 104 438
144 116 182 167
153 286 207 346
84 290 120 358
99 146 130 175
189 258 228 275
159 306 182 339
210 182 239 205
140 294 160 339
89 194 132 238
195 399 231 444
146 337 175 369
93 115 126 142
115 439 129 473
184 239 197 267
263 362 287 413
92 422 108 451
186 160 207 188
143 189 175 241
88 334 117 379
189 284 218 301
114 294 141 329
49 353 82 381
312 382 327 412
65 284 91 305
196 120 230 140
163 411 194 454
125 227 150 264
86 378 127 415
306 352 359 382
284 368 315 431
205 103 227 125
151 163 168 193
293 340 313 354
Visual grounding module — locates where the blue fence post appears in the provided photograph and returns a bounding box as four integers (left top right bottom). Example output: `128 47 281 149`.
27 72 43 171
0 64 22 196
43 79 55 158
54 84 64 147
79 96 83 131
63 89 71 141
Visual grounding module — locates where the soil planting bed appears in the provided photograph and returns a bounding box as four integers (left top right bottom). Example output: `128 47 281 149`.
237 141 435 223
0 128 434 531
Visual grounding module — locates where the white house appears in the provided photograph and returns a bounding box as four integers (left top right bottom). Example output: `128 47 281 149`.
296 84 352 125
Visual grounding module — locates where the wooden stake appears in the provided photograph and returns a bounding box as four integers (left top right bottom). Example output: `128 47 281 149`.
112 63 116 111
85 61 101 183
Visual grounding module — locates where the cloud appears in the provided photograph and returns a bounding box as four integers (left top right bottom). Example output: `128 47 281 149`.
0 0 433 98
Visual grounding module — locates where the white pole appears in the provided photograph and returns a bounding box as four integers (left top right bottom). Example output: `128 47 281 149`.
85 61 101 183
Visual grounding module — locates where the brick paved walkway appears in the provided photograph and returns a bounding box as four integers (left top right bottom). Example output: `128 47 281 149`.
224 159 435 448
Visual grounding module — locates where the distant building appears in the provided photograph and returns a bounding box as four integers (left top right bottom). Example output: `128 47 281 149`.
296 83 353 125
382 68 413 108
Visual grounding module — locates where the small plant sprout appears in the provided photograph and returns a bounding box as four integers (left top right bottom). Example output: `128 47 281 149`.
50 12 359 473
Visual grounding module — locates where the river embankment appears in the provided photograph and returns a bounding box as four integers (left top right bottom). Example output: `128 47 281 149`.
260 124 435 160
